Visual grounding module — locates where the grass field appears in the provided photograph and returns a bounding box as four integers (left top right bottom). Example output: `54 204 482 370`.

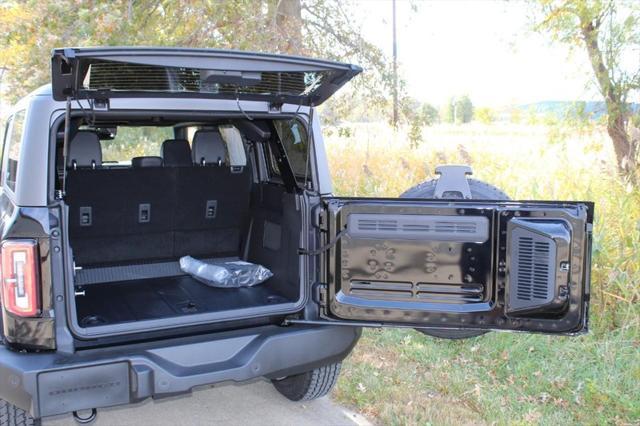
324 122 640 425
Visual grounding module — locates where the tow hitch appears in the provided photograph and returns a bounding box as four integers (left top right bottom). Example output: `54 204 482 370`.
73 408 97 424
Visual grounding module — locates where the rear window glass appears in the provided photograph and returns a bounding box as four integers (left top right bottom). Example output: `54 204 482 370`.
83 61 334 100
271 119 309 180
3 110 26 192
99 126 174 163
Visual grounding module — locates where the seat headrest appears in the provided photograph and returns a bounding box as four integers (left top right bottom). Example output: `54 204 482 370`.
132 156 163 168
67 131 102 169
161 139 192 167
192 130 227 166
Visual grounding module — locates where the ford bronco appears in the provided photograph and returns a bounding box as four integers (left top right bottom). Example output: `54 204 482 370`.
0 47 593 425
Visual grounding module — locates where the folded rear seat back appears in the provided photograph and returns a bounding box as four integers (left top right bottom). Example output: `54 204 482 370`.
66 133 175 266
173 129 252 258
67 129 253 267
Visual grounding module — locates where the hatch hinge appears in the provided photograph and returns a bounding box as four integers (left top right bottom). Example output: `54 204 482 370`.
313 283 328 306
93 98 109 111
268 101 283 113
312 205 327 230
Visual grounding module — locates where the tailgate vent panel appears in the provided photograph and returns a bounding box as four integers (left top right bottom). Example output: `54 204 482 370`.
348 214 489 242
507 218 571 314
350 280 484 304
514 236 552 302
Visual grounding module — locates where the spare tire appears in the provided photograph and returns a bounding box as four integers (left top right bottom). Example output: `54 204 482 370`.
400 176 510 340
401 177 510 201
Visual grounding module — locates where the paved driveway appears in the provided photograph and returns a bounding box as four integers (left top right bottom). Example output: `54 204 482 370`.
45 380 370 426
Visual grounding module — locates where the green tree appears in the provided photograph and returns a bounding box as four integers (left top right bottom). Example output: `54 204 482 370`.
407 121 422 149
0 0 393 107
443 97 456 123
533 0 640 183
475 106 495 124
396 97 439 148
455 95 473 123
510 107 525 124
421 103 440 126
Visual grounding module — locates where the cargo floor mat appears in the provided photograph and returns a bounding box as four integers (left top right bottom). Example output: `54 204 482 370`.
75 275 290 327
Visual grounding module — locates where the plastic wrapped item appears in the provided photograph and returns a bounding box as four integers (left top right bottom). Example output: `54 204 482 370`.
179 256 273 288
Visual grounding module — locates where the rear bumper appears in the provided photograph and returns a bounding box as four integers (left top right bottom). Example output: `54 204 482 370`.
0 325 361 418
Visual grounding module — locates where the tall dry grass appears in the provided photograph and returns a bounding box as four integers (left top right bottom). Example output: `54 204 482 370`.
327 122 640 424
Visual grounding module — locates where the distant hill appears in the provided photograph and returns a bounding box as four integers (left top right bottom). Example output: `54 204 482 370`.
518 101 640 120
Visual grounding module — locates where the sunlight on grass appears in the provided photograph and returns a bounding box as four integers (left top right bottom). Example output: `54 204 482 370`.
327 122 640 425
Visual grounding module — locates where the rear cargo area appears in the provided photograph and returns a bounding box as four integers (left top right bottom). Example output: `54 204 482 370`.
75 262 294 327
64 127 303 334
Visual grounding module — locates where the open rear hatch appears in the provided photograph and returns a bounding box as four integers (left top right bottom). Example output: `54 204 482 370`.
51 47 362 105
49 48 360 340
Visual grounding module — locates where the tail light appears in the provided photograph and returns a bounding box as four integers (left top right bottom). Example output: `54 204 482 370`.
1 239 41 317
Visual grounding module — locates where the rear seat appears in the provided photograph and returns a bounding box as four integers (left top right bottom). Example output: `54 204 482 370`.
66 129 252 266
173 129 252 258
161 139 191 167
132 156 163 168
66 133 174 265
67 131 102 170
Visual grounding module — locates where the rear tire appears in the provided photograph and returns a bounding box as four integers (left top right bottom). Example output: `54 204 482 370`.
0 400 40 426
272 362 342 401
400 176 511 340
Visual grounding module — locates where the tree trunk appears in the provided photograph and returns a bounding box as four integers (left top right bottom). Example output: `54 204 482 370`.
607 112 636 177
275 0 302 54
580 17 638 183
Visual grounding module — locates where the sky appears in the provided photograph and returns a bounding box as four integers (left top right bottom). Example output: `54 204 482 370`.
357 0 600 107
0 0 610 115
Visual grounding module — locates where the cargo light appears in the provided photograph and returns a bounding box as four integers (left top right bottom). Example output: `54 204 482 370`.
1 240 41 317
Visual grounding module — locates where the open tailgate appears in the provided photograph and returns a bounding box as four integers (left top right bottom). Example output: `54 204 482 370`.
318 198 593 335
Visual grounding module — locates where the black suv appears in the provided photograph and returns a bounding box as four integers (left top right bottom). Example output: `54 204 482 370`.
0 47 593 425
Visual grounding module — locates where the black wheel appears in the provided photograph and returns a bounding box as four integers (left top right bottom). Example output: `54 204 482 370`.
272 362 342 401
400 176 511 340
0 400 39 426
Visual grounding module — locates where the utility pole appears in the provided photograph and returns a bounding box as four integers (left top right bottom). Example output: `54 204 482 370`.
392 0 398 128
